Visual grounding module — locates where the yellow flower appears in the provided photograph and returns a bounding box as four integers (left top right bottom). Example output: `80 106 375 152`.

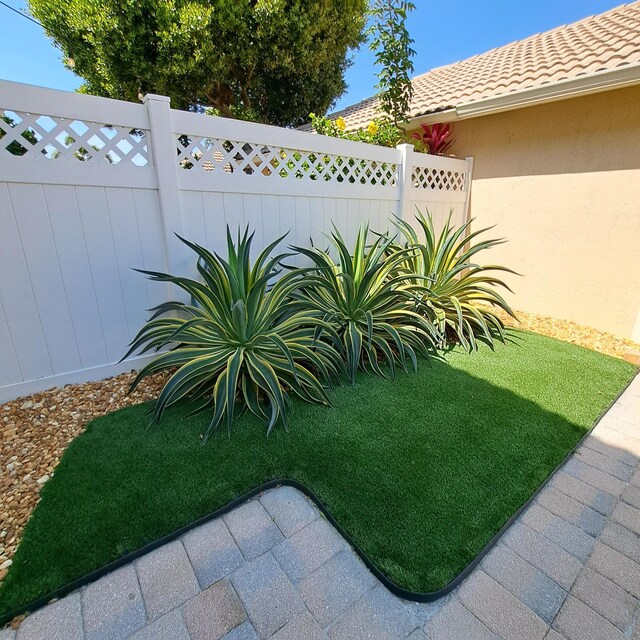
367 121 378 135
335 117 346 131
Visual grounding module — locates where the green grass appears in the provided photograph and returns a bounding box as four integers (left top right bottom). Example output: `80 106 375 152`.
0 331 635 618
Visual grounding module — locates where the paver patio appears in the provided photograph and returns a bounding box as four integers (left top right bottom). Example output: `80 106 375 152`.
3 374 639 640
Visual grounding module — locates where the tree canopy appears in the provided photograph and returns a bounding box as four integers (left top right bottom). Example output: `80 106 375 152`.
29 0 368 127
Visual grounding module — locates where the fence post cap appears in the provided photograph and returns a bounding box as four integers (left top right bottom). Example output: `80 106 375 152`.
396 142 415 151
142 94 171 105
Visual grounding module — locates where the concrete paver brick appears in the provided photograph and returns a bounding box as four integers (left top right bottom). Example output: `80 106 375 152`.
16 593 83 640
549 470 617 516
81 564 146 640
299 549 376 627
587 543 640 599
223 501 284 561
231 553 304 639
458 571 548 640
135 540 200 622
272 519 345 583
425 599 499 640
536 485 607 537
521 503 596 562
553 595 624 640
128 609 190 640
183 518 244 589
482 544 567 624
259 487 318 538
570 567 638 632
182 579 246 640
503 522 582 590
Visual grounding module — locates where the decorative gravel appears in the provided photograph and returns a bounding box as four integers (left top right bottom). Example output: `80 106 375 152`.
0 310 636 586
0 371 168 582
494 308 639 360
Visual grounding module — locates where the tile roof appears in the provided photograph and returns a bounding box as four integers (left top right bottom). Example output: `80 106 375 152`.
326 2 640 130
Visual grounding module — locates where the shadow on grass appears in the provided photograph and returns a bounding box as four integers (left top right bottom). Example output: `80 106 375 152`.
0 331 635 621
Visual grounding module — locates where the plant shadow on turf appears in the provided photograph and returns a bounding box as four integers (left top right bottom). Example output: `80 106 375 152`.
0 333 635 621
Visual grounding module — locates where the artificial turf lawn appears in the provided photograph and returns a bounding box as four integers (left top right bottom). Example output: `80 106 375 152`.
0 330 636 618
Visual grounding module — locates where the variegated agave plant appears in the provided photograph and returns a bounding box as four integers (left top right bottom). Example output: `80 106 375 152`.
292 224 437 383
124 228 343 438
391 210 517 351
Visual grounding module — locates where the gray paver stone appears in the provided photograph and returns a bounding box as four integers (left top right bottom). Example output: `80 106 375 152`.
562 458 626 496
223 500 284 561
220 621 260 640
16 593 83 640
299 549 376 626
587 543 640 598
600 413 640 438
406 630 428 640
482 544 567 624
425 599 499 640
136 540 200 621
259 487 318 538
183 518 244 588
622 484 640 510
544 631 565 640
82 564 146 640
129 609 190 640
503 523 582 590
553 595 624 640
231 553 304 639
328 585 420 640
521 504 596 562
550 470 617 516
272 518 345 583
611 501 640 536
627 375 640 398
575 446 634 482
611 390 640 418
599 521 640 565
458 570 548 640
571 567 638 632
182 579 246 640
270 612 328 640
0 630 15 640
537 485 607 537
583 434 639 467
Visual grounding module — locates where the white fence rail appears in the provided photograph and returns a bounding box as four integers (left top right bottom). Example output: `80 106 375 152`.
0 79 473 402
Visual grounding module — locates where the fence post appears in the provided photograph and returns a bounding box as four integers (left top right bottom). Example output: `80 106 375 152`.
463 156 475 227
396 143 414 222
462 156 475 252
143 94 185 276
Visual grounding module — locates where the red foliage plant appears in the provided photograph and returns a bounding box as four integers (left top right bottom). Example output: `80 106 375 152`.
410 123 454 155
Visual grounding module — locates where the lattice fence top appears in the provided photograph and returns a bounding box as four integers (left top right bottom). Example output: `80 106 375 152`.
0 110 150 166
412 166 466 191
175 135 398 187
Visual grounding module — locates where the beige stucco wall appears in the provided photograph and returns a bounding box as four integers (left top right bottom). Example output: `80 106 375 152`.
443 85 640 341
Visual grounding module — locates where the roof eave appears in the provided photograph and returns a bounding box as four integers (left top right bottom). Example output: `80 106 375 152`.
404 62 640 128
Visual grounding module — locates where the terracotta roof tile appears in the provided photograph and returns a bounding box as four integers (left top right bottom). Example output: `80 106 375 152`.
327 2 640 130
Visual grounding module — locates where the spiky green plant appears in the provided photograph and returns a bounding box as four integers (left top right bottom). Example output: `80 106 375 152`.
391 210 517 351
124 229 343 437
292 224 437 383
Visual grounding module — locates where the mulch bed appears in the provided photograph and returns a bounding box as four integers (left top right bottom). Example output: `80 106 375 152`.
0 310 637 584
494 308 639 360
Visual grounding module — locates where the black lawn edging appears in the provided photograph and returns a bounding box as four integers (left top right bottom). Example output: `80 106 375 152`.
1 369 637 627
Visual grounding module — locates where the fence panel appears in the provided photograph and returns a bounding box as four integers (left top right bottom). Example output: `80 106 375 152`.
0 80 472 402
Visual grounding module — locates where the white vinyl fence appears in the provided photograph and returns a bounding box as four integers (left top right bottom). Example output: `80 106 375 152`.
0 79 473 402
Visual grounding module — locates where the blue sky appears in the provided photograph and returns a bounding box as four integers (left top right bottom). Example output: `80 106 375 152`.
0 0 625 112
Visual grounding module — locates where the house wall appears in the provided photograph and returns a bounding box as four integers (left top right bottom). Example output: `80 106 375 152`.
446 85 640 341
